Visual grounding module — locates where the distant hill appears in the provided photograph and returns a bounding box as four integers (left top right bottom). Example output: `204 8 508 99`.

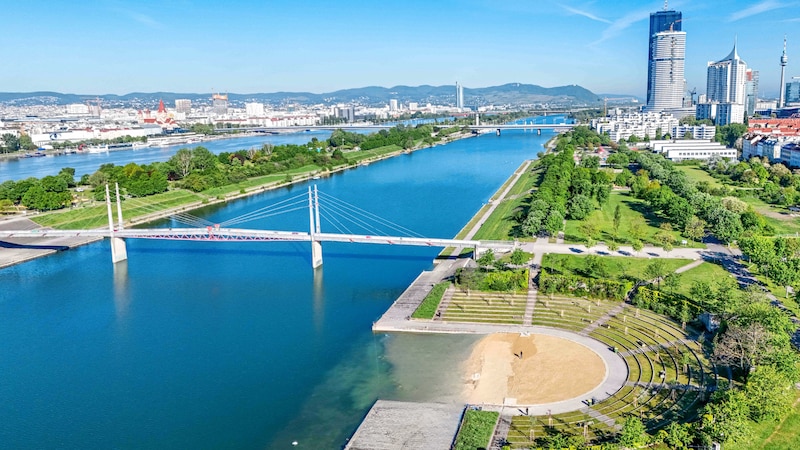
0 83 608 108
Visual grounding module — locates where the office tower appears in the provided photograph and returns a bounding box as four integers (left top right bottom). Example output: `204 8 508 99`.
212 93 228 116
389 99 398 111
745 69 759 116
647 29 686 111
646 7 682 109
456 82 464 111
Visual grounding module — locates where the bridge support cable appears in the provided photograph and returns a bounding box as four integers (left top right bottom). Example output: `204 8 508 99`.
123 197 215 229
317 191 424 238
216 192 308 227
317 200 385 236
105 184 127 264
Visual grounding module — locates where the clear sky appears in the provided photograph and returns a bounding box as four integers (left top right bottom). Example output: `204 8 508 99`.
1 0 797 98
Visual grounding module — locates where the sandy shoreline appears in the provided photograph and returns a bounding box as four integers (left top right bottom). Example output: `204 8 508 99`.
462 333 606 405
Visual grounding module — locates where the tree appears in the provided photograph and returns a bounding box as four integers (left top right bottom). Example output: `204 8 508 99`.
713 323 771 376
684 216 706 242
579 220 598 241
612 204 622 237
664 272 682 294
476 249 495 269
509 249 528 266
618 416 647 448
567 194 595 220
744 365 794 422
544 210 564 237
170 149 194 179
645 259 668 288
631 239 643 255
660 422 692 450
699 388 752 445
628 217 646 242
716 123 748 148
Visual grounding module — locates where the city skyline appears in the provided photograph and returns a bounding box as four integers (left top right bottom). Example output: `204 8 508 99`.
1 0 797 98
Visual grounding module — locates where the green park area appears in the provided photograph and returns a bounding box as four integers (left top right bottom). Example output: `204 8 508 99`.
674 164 725 189
542 253 691 282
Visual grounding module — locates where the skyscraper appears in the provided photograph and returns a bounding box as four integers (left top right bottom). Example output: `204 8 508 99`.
707 42 748 104
456 82 464 111
647 29 686 112
646 7 682 109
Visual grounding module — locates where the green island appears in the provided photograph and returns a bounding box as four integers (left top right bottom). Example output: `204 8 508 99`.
0 123 472 227
417 126 800 450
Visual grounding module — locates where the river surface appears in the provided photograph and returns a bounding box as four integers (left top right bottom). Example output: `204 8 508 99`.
0 119 559 449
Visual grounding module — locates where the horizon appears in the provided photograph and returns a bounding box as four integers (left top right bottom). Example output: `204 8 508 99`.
1 1 797 98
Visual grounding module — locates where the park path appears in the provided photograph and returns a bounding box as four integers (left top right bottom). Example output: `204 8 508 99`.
463 159 532 241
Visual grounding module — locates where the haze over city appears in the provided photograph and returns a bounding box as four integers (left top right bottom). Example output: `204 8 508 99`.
2 0 797 97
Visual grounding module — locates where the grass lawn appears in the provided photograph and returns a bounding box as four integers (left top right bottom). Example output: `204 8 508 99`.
471 163 540 241
564 190 705 248
675 164 725 189
453 409 499 450
542 253 691 282
671 261 735 298
730 392 800 450
31 190 204 229
739 194 800 235
345 144 403 163
411 282 449 319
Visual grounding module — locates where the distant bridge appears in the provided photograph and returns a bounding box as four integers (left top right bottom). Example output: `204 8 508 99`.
0 185 514 268
216 122 575 134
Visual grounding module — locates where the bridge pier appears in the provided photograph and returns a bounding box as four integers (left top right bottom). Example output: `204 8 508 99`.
106 184 128 264
309 185 323 268
496 129 501 136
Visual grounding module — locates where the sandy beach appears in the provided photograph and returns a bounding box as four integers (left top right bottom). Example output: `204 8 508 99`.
463 333 606 405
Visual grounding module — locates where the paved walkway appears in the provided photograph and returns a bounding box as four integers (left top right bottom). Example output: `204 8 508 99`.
345 400 464 450
463 160 532 241
0 217 102 269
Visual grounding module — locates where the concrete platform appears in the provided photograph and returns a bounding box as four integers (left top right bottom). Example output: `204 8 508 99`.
0 217 102 269
345 400 464 450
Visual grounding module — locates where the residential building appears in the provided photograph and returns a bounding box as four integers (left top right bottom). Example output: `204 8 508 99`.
647 30 686 112
716 103 745 126
212 93 228 116
786 77 800 105
590 111 678 142
175 99 192 114
672 124 716 140
696 103 717 121
245 102 265 117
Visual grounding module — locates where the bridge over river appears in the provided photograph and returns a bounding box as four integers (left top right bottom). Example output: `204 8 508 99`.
0 185 514 268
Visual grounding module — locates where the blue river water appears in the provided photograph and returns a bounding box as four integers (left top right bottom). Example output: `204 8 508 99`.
0 120 558 448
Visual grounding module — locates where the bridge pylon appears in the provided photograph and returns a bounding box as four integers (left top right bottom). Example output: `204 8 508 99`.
106 183 128 264
309 185 323 268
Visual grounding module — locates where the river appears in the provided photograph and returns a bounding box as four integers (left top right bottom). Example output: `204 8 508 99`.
0 119 559 449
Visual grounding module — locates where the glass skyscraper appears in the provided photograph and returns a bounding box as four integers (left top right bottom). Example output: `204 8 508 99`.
646 9 682 110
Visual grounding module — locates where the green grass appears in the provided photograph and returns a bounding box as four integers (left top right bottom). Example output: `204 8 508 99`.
670 261 735 298
564 190 705 248
31 190 204 229
453 409 499 450
542 253 692 282
675 164 725 189
729 393 800 450
345 144 404 163
411 282 449 319
738 195 800 235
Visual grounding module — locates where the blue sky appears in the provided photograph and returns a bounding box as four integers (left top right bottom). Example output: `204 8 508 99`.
1 0 797 98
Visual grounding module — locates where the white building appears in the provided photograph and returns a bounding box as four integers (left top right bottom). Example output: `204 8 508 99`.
65 103 89 115
175 99 192 114
649 140 737 161
698 42 748 124
590 111 678 142
672 124 716 140
742 135 786 160
716 103 745 126
646 30 686 112
245 102 265 117
389 99 398 112
780 142 800 168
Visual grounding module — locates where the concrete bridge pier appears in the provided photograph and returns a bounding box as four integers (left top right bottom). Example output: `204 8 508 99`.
309 185 323 268
311 240 323 268
496 128 501 136
106 184 128 264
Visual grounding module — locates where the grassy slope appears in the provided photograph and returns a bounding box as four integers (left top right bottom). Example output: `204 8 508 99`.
675 164 725 189
730 393 800 450
564 190 704 248
671 261 735 298
542 253 691 282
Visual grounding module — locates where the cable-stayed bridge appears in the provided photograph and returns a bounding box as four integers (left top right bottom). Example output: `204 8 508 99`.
0 185 514 267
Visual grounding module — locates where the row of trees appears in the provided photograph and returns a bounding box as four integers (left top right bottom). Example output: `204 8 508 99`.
0 168 77 211
631 150 774 243
519 129 613 237
1 133 36 154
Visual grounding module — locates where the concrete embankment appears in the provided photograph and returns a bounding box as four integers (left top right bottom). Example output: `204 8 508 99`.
0 217 102 269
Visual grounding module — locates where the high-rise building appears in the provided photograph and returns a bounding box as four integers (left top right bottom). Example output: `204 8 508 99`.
745 69 759 115
245 102 265 117
787 78 800 104
646 30 686 111
646 7 682 109
175 99 192 114
704 42 748 124
212 93 228 116
706 42 748 104
389 99 398 111
779 37 788 108
456 82 464 111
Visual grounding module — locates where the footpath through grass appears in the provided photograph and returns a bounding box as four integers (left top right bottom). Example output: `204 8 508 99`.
453 409 499 450
670 261 735 298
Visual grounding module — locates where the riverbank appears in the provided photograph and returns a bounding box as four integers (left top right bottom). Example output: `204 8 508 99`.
0 131 477 269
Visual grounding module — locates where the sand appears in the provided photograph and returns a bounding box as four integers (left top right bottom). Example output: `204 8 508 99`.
462 333 606 405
